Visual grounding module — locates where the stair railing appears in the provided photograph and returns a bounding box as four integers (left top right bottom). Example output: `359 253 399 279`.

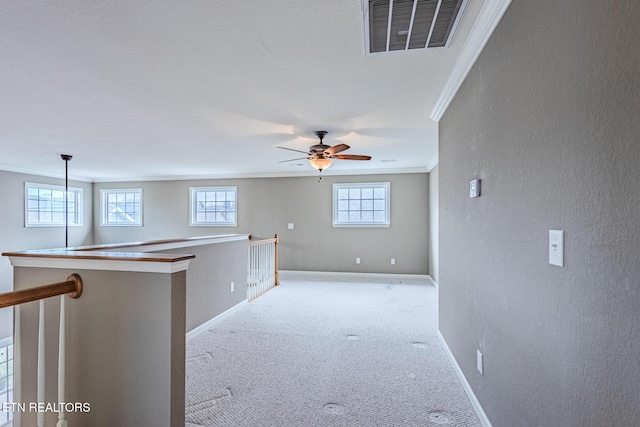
247 234 279 301
0 274 83 427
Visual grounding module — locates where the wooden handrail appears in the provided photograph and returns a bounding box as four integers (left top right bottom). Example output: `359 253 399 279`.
0 273 83 309
247 236 278 246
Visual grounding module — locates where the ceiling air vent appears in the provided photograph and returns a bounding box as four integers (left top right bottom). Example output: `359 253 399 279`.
364 0 467 54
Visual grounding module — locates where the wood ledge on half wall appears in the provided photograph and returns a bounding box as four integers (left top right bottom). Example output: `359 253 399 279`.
1 234 250 272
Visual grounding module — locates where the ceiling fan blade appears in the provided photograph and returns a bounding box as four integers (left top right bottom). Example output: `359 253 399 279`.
325 143 350 156
334 154 371 161
279 157 309 163
277 146 311 155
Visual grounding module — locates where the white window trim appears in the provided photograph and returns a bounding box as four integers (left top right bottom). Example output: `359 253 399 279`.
0 336 13 426
189 186 238 227
24 182 83 228
332 182 390 227
100 188 143 227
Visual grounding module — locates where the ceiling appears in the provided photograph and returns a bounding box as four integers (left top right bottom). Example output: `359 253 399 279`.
0 0 493 182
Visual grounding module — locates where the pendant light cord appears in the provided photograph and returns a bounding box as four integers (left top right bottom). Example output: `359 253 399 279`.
61 155 72 248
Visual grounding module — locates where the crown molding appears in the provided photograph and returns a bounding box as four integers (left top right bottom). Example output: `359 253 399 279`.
430 0 512 122
1 166 430 183
89 167 429 183
0 164 93 182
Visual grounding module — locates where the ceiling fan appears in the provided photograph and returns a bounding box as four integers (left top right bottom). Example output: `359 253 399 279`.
278 131 371 172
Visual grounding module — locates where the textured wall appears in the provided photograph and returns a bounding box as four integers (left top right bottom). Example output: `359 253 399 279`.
438 0 640 426
93 173 429 275
428 164 439 284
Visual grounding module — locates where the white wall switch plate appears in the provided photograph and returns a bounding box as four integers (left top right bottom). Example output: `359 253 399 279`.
230 282 235 292
288 223 294 229
356 257 361 264
477 350 483 375
470 179 481 198
391 258 396 265
549 230 564 267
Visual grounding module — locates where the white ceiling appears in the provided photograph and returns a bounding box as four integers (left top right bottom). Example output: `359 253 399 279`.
0 0 491 182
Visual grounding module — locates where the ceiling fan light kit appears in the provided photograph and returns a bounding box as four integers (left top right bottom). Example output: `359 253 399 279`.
278 130 371 173
309 156 333 171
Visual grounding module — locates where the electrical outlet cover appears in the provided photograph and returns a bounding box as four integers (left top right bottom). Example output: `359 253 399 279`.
549 230 564 267
470 179 481 198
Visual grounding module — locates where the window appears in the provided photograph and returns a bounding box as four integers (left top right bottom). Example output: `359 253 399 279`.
101 189 143 226
0 337 13 426
25 182 83 227
333 182 390 227
190 187 237 226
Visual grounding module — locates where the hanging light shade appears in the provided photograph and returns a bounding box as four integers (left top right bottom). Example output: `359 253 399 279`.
309 157 332 171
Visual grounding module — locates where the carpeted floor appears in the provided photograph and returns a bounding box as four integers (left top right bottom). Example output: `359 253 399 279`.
185 279 482 426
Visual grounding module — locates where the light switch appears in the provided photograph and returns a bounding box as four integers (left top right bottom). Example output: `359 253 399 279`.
288 223 294 229
549 230 564 267
470 179 481 198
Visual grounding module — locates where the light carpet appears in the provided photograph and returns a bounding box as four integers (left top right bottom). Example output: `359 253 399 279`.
186 279 481 426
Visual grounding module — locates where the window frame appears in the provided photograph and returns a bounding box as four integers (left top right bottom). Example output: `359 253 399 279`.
100 188 143 227
24 182 83 228
332 182 391 227
189 186 238 227
0 336 14 426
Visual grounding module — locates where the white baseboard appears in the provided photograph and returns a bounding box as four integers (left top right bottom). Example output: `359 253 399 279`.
278 270 430 285
437 330 492 427
186 300 248 341
427 275 438 289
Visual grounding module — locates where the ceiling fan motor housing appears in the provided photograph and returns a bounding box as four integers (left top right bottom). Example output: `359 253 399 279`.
310 143 331 153
312 130 330 153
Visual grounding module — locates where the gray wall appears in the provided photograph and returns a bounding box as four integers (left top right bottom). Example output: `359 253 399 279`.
93 173 429 275
428 164 439 284
14 267 186 427
438 1 640 426
158 240 248 332
0 170 93 339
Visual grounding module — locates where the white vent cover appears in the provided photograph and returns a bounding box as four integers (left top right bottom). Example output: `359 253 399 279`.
364 0 467 54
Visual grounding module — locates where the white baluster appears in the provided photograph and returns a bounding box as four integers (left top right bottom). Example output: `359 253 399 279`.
254 244 258 298
253 244 257 299
247 238 278 300
263 243 267 293
266 243 271 289
37 300 45 427
14 305 22 427
250 245 255 300
260 244 264 295
270 242 274 287
57 296 67 427
265 243 269 290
